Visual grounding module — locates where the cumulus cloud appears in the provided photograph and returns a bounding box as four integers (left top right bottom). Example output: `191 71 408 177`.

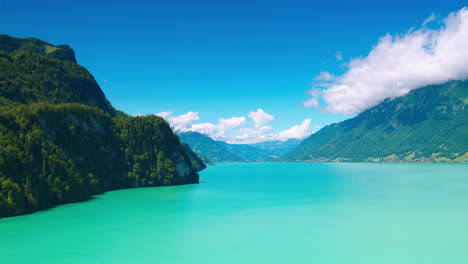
157 109 313 144
168 111 200 131
305 7 468 115
155 111 173 119
314 71 335 81
228 119 312 144
190 122 219 136
248 109 275 128
191 116 247 139
219 116 247 130
275 119 312 141
160 111 246 138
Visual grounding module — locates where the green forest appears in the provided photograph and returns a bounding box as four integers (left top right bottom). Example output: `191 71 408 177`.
0 35 204 217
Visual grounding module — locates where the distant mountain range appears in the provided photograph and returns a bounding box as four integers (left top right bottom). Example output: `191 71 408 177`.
284 81 468 162
178 131 301 163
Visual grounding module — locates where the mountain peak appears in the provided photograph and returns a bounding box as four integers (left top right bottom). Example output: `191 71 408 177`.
0 34 77 63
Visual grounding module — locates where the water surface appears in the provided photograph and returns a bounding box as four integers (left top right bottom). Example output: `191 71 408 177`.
1 163 467 264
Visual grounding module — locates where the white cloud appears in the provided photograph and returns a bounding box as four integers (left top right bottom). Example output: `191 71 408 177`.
155 111 173 119
168 111 200 131
235 125 272 140
219 116 247 130
159 111 246 138
305 7 468 115
248 109 275 128
227 119 312 144
190 122 219 136
190 116 247 139
275 119 312 141
159 109 314 144
314 71 335 81
303 97 319 108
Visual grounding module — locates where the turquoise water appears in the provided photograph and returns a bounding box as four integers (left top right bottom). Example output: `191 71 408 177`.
1 162 468 264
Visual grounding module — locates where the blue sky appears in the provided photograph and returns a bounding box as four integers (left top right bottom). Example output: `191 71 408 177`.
1 0 467 143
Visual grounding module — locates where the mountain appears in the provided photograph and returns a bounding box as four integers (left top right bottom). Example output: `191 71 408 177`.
178 131 244 162
179 131 275 162
0 34 117 115
284 81 468 162
215 141 273 161
0 35 204 217
179 131 302 162
250 139 302 157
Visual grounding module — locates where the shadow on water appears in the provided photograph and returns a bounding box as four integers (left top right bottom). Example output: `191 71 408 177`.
0 196 97 222
0 181 202 221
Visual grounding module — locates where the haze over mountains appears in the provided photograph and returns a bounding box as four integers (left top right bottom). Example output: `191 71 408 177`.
178 131 301 162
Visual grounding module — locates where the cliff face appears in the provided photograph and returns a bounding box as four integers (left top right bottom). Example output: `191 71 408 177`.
0 35 204 217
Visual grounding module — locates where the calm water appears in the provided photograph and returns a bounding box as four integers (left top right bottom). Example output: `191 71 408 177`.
1 163 468 264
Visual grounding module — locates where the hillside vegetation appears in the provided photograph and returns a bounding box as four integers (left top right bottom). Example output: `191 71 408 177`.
285 81 468 162
0 35 204 217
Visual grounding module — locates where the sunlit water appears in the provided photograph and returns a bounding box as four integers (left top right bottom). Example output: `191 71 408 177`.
1 162 467 264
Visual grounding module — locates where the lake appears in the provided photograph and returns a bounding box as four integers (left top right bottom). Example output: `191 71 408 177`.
1 162 467 264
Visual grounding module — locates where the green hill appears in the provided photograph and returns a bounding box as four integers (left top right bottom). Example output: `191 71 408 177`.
0 34 116 114
284 81 468 162
0 35 204 217
178 131 245 162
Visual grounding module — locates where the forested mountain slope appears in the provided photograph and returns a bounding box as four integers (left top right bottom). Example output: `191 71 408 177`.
178 131 244 162
0 34 116 114
0 35 204 217
285 81 468 162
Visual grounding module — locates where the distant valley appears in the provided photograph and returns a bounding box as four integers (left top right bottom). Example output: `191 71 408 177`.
178 131 301 163
179 81 467 163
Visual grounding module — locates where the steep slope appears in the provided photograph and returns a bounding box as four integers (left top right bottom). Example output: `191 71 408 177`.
178 131 244 162
285 81 468 162
0 35 204 217
0 34 116 115
181 142 207 172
